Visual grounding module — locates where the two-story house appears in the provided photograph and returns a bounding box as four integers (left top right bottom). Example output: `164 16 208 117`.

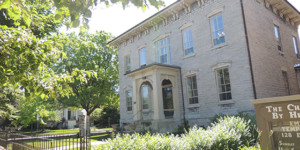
108 0 300 132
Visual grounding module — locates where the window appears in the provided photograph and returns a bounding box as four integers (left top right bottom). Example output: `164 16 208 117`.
186 75 198 104
125 55 130 72
139 48 146 66
293 37 299 59
141 85 150 109
126 91 133 111
282 71 290 95
210 13 225 46
155 37 171 64
182 27 194 55
162 80 174 118
274 25 282 51
216 68 232 101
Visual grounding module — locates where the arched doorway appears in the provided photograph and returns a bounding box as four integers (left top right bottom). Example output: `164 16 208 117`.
162 79 174 118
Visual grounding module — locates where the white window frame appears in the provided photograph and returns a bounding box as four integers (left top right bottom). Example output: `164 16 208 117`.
126 90 133 112
186 75 199 105
124 55 131 72
292 36 299 59
139 48 146 66
155 37 171 64
182 27 194 56
210 13 226 46
215 67 232 101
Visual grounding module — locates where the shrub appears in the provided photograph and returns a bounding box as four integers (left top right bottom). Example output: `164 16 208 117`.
97 116 258 150
210 113 259 146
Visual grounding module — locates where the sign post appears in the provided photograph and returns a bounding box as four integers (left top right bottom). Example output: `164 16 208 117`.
251 95 300 150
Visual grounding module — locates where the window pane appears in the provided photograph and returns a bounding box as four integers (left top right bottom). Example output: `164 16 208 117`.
274 26 279 38
293 37 299 59
127 91 132 111
142 86 149 109
187 75 198 104
125 55 130 71
139 48 146 66
216 68 232 101
211 14 225 46
183 27 194 55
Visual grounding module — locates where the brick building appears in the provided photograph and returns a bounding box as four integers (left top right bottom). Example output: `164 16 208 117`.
108 0 300 132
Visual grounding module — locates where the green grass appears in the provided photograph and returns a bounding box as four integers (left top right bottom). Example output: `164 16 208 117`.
24 128 79 135
24 128 112 136
11 133 110 149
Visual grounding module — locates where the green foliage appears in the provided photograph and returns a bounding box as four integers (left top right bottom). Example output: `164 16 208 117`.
98 116 258 150
210 113 260 146
54 31 119 116
0 0 165 28
0 84 23 122
93 105 120 127
12 96 61 128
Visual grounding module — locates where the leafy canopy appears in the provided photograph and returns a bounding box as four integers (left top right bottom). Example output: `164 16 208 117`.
54 31 119 115
0 0 165 28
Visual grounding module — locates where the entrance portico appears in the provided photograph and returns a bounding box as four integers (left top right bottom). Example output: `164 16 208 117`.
127 63 182 131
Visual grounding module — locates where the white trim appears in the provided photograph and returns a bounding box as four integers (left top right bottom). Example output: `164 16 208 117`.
183 70 198 77
179 22 193 30
211 62 232 71
207 7 224 18
153 32 171 42
137 44 146 50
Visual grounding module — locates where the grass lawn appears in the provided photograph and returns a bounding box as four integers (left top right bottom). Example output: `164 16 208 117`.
24 128 112 135
12 133 110 149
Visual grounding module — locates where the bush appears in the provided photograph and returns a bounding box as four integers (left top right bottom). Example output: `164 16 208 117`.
210 113 259 146
97 116 259 150
93 105 120 128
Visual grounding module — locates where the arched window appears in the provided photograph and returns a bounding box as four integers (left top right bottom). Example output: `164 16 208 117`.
162 80 174 118
141 82 152 110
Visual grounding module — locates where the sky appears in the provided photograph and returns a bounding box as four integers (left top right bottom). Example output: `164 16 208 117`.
64 0 300 37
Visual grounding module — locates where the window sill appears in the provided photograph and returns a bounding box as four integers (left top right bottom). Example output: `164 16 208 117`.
183 53 196 59
218 100 235 106
142 109 151 113
211 43 228 50
278 51 284 56
127 111 133 114
186 103 200 108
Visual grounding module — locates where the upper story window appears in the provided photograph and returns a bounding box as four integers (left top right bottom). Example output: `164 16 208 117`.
186 75 198 104
182 27 194 56
216 68 232 101
126 91 133 111
274 25 282 51
155 37 171 64
125 55 130 72
210 13 225 46
139 48 146 66
292 36 299 59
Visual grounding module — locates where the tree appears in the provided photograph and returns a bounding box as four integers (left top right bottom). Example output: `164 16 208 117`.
0 0 165 28
54 31 118 132
0 84 23 127
13 96 61 129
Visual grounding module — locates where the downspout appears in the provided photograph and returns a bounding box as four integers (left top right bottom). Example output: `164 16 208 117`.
179 68 186 123
240 0 257 99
